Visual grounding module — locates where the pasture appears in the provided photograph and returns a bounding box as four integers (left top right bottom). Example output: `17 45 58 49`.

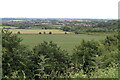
19 34 106 54
4 29 110 53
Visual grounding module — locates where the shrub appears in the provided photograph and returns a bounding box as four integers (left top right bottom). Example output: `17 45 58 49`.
65 32 67 34
74 31 79 34
2 29 32 78
72 40 102 78
33 41 70 77
43 32 46 34
17 31 20 34
49 32 52 34
39 32 42 34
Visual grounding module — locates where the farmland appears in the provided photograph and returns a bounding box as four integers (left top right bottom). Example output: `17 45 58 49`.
19 33 106 53
9 29 72 34
3 28 115 53
7 29 108 53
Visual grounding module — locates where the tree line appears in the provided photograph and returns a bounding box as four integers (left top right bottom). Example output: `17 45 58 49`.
2 20 118 33
61 20 118 33
2 29 119 79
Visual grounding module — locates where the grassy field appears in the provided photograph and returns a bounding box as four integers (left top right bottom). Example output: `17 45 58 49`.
3 29 112 53
19 34 106 54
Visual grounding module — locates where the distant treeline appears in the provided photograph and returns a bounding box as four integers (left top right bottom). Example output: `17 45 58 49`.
2 19 118 33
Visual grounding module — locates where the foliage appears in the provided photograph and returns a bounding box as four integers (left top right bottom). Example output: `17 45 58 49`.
33 41 70 78
39 32 42 34
43 32 46 34
2 29 32 78
2 19 118 32
72 40 102 77
91 67 118 78
100 35 119 68
49 32 52 34
17 31 20 34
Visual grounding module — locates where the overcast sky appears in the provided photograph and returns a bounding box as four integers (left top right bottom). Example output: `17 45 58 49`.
0 0 119 19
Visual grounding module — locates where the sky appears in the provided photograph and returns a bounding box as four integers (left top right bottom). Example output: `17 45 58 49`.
0 0 119 19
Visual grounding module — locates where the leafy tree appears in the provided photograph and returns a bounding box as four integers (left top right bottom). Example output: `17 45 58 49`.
2 30 22 53
39 32 42 34
65 32 67 34
33 41 70 77
101 35 119 68
49 32 52 34
17 31 20 34
74 31 79 34
43 32 46 34
2 29 32 78
72 40 102 77
62 26 71 31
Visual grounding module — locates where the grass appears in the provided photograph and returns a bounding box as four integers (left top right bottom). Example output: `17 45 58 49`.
19 34 106 54
3 29 114 53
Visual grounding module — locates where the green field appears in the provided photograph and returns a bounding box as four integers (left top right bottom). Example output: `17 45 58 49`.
19 34 106 53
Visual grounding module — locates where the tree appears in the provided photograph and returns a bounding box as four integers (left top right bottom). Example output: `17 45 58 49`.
62 26 71 31
2 29 32 78
43 32 46 34
39 32 42 34
74 31 79 34
100 35 119 68
2 30 22 53
33 41 70 77
17 31 20 34
72 40 102 77
49 32 52 34
65 32 67 34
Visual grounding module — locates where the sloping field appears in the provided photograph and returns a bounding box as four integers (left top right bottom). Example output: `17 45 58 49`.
19 34 106 54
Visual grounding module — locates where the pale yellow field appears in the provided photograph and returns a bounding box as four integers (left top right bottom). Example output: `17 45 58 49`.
9 29 73 34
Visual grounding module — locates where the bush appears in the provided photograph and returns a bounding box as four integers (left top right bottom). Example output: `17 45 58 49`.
49 32 52 34
74 31 79 34
65 32 67 34
72 40 102 77
91 67 118 78
39 32 42 34
2 29 33 78
33 41 70 77
43 32 46 34
17 31 20 34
